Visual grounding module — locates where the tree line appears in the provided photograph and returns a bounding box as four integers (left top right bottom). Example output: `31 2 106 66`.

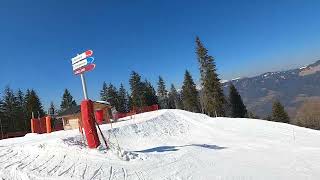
0 87 45 134
0 87 80 134
98 37 298 127
99 37 250 119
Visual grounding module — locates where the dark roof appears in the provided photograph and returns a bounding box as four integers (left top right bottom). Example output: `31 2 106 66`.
57 105 81 117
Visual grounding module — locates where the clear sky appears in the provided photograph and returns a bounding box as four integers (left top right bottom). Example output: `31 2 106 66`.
1 0 320 109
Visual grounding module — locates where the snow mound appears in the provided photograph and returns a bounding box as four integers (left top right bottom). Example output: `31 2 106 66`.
1 109 320 180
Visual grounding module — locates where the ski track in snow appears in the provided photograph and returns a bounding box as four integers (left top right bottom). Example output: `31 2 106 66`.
0 109 320 179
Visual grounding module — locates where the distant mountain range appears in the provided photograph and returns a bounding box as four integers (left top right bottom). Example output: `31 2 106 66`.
223 60 320 118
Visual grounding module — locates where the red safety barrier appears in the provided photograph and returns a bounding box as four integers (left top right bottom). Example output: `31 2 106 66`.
114 104 159 120
95 109 104 125
30 116 55 134
46 116 52 133
133 104 159 114
81 100 100 148
40 117 48 134
31 118 37 133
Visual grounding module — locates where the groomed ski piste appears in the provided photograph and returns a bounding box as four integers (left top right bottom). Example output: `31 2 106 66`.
1 109 320 180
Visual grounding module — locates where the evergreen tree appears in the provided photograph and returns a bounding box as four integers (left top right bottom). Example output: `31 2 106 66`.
181 70 200 113
24 89 31 116
100 81 108 101
271 100 290 123
168 84 183 109
23 89 31 132
117 84 128 113
1 87 19 132
228 83 247 118
129 71 146 108
144 80 158 106
0 97 4 137
157 76 168 109
168 85 176 109
49 101 56 116
106 84 120 111
127 93 133 111
16 89 27 131
247 111 259 119
176 92 184 110
60 89 77 111
23 89 45 132
196 37 225 117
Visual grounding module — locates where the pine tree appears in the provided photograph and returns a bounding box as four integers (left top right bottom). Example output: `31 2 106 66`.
49 101 55 116
196 37 225 117
24 89 45 131
157 76 168 109
16 89 27 131
271 100 290 123
181 70 200 113
117 84 128 113
168 84 183 109
1 87 19 132
144 80 158 106
100 81 108 101
168 85 176 109
129 71 146 108
247 111 259 119
60 89 77 111
106 84 120 111
24 89 31 116
127 93 133 112
177 92 184 110
0 97 4 137
229 83 247 118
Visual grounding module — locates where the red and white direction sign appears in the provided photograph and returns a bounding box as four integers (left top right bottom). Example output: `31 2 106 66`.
74 64 96 75
71 50 93 65
72 57 94 71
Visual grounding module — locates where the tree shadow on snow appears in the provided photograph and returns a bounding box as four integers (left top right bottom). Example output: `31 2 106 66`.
62 136 87 148
134 144 226 153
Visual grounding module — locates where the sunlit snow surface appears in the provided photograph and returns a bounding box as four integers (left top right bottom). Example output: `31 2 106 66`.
1 109 320 180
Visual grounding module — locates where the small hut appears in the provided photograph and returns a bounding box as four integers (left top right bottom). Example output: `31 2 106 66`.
57 101 112 130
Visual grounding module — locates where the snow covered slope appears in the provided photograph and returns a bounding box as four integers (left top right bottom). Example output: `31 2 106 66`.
1 109 320 180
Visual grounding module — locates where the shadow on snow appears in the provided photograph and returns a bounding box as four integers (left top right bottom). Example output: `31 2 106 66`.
134 144 227 153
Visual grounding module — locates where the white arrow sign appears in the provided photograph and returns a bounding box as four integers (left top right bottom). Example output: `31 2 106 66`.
72 57 94 71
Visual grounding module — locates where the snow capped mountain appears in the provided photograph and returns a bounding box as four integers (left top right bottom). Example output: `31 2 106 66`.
220 79 229 83
223 60 320 118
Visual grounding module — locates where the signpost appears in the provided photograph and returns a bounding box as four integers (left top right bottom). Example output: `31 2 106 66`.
71 50 95 99
71 50 109 149
71 50 101 149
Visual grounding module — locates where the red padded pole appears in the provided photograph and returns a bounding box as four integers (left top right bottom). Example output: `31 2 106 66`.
81 100 100 148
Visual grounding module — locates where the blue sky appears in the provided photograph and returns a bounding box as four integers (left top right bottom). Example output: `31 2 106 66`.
1 0 320 109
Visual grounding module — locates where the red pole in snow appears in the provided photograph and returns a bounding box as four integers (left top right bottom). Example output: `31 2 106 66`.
81 100 100 148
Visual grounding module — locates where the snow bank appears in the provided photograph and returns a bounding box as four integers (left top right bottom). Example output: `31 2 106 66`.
0 109 320 179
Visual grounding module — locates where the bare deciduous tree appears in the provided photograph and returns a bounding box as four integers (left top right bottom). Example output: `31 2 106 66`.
294 99 320 130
